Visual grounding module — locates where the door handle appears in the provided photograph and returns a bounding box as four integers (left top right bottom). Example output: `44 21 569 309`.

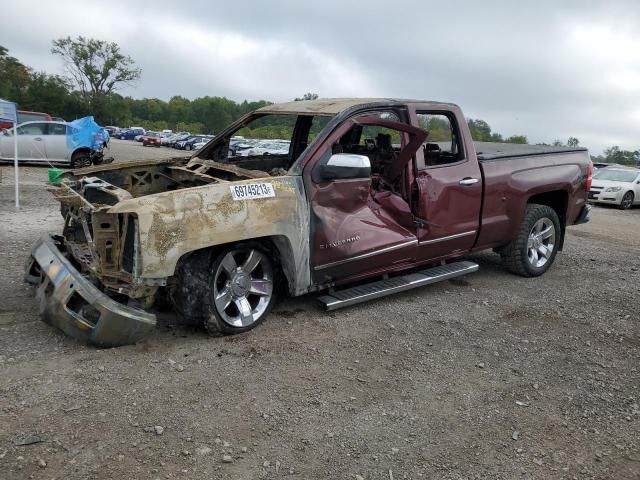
34 137 43 141
459 177 479 185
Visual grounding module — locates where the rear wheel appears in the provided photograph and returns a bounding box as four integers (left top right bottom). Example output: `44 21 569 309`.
70 151 91 169
620 191 634 210
501 204 561 277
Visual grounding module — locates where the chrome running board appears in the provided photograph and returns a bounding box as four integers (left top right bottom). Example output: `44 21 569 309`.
317 261 479 311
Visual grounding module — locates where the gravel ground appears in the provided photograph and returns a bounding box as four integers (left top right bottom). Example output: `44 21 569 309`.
0 142 639 479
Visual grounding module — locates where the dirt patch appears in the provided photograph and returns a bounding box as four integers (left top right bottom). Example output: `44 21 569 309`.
0 160 639 480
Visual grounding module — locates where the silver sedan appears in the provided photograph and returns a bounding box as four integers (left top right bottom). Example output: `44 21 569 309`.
589 167 640 209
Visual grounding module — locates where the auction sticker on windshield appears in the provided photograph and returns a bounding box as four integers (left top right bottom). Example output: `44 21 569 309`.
230 182 276 200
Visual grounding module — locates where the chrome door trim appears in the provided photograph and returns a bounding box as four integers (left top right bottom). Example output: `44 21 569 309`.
418 230 477 246
314 238 418 271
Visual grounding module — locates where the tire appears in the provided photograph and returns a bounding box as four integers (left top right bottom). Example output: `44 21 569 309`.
620 191 634 210
70 151 91 169
501 203 561 277
172 243 278 335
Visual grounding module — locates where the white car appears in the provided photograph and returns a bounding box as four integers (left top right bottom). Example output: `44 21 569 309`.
190 139 210 151
589 167 640 209
244 141 290 156
0 121 106 167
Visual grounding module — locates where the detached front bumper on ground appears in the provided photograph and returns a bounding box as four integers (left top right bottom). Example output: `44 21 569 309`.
25 235 156 347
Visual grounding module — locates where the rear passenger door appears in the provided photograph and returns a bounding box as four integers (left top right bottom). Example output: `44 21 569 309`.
44 123 70 162
410 110 482 260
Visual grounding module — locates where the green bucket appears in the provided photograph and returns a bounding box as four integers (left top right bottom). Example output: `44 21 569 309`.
48 168 64 184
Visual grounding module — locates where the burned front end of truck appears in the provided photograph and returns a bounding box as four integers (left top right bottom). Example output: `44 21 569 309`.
24 154 307 347
25 164 169 347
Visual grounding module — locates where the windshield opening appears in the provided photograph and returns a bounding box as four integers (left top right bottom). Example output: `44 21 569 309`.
199 112 334 175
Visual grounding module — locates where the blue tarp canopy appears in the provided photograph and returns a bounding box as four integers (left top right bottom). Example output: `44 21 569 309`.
66 116 109 150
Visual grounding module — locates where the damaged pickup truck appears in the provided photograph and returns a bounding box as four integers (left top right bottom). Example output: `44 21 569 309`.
26 98 593 347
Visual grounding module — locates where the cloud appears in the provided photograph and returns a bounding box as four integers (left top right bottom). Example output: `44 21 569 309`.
3 0 640 154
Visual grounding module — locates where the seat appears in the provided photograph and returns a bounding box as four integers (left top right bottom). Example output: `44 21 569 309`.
372 133 395 176
423 143 441 166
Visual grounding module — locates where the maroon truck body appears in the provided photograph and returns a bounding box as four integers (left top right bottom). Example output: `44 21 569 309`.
26 98 592 346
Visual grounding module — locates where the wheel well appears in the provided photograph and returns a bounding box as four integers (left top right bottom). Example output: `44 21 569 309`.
527 190 568 249
527 191 568 226
71 148 91 159
175 235 296 295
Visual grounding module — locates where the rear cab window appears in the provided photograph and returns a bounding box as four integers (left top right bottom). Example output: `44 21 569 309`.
415 112 465 168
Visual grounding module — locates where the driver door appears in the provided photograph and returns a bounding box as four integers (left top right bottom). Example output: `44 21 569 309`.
307 115 427 284
17 123 48 162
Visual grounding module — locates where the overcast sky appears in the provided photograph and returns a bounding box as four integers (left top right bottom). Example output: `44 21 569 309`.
4 1 640 154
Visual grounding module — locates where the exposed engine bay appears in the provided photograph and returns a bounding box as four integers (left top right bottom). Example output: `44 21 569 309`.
45 158 285 302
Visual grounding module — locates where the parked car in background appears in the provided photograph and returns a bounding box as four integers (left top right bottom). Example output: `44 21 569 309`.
176 135 214 150
189 137 211 151
229 139 257 156
0 119 109 167
142 133 162 147
104 126 120 136
0 110 52 130
118 128 145 140
241 140 290 156
135 131 158 142
165 132 191 147
174 136 200 150
589 167 640 209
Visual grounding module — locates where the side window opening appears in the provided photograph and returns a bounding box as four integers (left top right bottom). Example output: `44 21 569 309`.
48 123 67 135
329 111 413 196
17 124 46 135
416 112 464 166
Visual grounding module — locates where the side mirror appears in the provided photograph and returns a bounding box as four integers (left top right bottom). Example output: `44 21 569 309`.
320 153 371 180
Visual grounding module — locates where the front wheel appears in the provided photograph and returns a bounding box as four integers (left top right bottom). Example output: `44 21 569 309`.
620 191 634 210
172 245 278 335
501 204 561 277
204 246 276 335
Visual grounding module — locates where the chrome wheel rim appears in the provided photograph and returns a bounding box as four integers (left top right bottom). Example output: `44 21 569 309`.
622 193 633 209
213 249 273 327
527 217 556 268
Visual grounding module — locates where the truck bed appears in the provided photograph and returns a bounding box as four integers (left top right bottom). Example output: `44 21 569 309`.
474 142 587 161
474 145 591 251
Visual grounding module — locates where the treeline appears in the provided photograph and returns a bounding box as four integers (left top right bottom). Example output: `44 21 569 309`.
2 42 637 164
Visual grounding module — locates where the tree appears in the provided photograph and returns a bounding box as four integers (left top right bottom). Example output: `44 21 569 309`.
567 137 579 147
0 45 32 101
604 146 640 165
51 36 141 120
294 92 319 101
467 119 492 141
505 135 528 144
